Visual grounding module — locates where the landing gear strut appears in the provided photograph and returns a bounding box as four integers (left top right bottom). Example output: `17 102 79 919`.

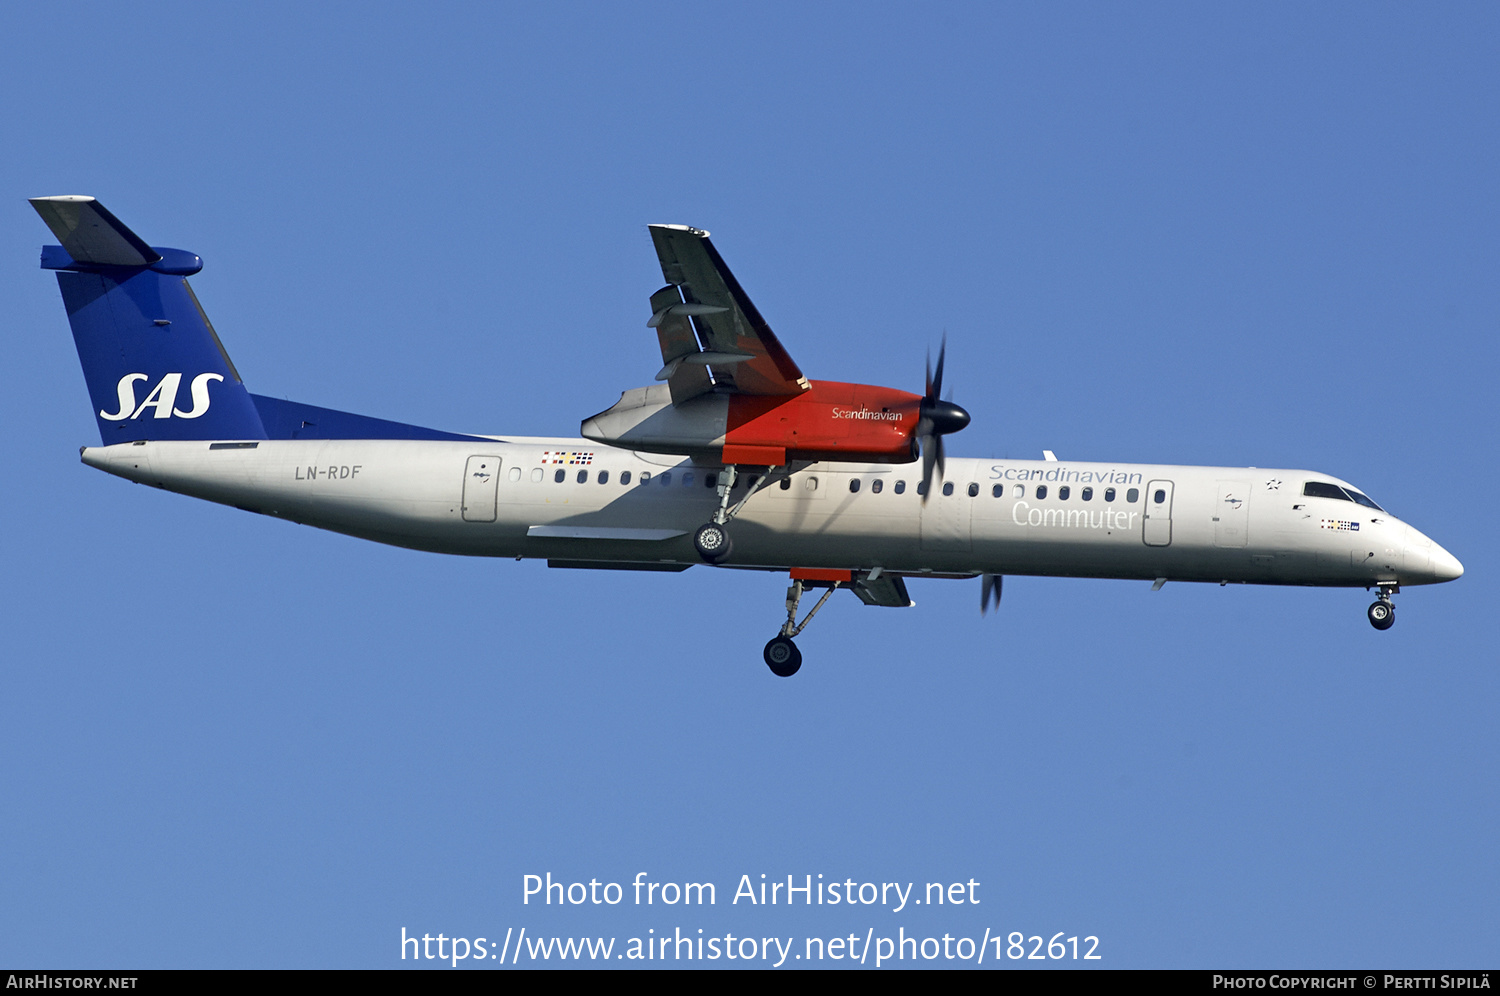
761 577 842 677
1367 584 1397 631
693 465 775 563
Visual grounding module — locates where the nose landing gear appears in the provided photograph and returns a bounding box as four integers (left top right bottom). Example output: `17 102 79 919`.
761 577 842 677
1367 584 1398 631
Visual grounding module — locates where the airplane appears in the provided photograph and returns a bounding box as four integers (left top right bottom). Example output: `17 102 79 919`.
31 196 1464 677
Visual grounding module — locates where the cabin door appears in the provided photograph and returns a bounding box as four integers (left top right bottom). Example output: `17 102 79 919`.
462 455 502 522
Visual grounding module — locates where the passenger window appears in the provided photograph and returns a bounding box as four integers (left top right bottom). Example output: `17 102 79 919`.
705 472 717 488
531 468 543 483
1036 485 1048 499
916 481 927 496
806 477 818 491
598 470 609 484
1081 487 1092 501
894 480 906 494
639 471 650 484
942 482 954 496
681 472 693 487
660 472 672 486
779 478 791 490
849 479 860 493
1059 486 1070 500
967 483 979 497
577 470 588 484
992 484 1003 498
508 467 521 482
1104 487 1115 502
871 479 883 494
620 471 632 485
1012 484 1024 498
1153 489 1166 504
1126 488 1139 503
554 469 566 483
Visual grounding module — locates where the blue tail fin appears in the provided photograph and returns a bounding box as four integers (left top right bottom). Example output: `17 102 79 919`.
32 196 268 443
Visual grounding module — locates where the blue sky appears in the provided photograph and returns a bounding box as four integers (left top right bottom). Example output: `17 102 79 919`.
2 3 1495 969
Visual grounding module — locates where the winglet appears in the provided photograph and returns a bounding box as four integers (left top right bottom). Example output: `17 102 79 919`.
30 195 161 266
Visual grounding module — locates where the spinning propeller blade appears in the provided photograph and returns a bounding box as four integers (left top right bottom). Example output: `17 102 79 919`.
917 335 970 502
980 573 1003 615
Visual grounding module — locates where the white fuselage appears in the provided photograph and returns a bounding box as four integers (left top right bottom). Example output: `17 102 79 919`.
80 437 1463 588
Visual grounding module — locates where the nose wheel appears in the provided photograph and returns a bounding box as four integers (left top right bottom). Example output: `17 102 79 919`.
1367 585 1397 630
763 636 802 677
760 577 841 677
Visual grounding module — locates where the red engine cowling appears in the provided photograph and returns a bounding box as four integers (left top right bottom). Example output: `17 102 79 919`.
722 381 922 464
581 379 924 466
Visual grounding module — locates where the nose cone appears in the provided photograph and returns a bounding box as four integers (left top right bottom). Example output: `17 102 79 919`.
1429 542 1464 583
1406 524 1463 584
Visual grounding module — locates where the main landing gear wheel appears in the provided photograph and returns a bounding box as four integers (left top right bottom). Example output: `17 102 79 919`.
693 522 732 563
1368 600 1396 631
763 636 802 677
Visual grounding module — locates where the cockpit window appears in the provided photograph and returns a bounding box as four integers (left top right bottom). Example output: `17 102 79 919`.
1303 482 1352 502
1302 481 1384 511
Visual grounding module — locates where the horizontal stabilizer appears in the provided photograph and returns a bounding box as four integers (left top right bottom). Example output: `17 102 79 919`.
30 196 160 267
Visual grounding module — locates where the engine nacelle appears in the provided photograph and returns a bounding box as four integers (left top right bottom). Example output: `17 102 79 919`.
581 380 924 465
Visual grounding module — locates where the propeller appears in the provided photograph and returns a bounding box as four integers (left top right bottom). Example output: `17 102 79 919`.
980 573 1003 616
916 335 971 501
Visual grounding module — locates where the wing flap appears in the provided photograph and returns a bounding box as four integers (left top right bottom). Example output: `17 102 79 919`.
648 284 714 404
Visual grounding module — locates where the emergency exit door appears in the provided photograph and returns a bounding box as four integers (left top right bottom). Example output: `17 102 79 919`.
1142 479 1174 547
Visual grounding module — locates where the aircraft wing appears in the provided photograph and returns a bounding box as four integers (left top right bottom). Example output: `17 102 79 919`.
647 225 810 404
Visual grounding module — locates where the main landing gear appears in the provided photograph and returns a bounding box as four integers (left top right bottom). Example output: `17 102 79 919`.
1367 584 1398 631
762 577 842 677
693 465 776 563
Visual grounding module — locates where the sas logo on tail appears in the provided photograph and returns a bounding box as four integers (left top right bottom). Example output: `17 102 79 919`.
100 372 223 421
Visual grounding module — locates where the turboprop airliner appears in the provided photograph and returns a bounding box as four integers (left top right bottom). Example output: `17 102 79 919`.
32 196 1463 676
